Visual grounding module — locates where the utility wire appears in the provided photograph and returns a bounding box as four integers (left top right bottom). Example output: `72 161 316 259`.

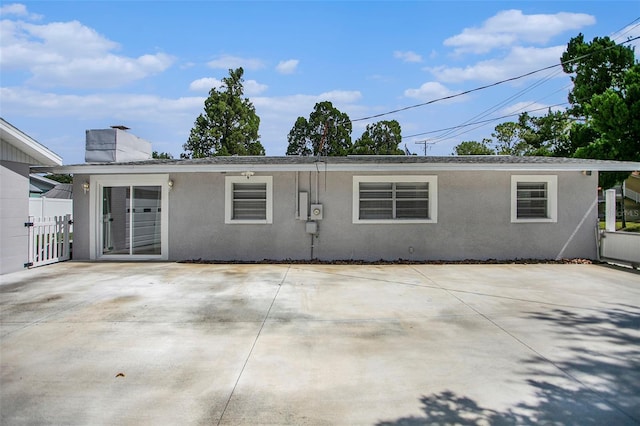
351 63 560 122
428 67 565 143
402 102 570 139
610 17 640 42
352 35 640 123
425 79 572 144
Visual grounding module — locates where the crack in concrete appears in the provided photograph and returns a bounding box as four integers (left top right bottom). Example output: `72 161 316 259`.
216 265 291 425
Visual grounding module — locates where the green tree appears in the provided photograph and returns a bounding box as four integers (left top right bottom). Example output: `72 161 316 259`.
44 174 72 183
152 151 173 159
561 34 638 188
492 122 527 155
561 33 635 117
286 101 352 156
451 139 495 155
574 63 640 188
351 120 404 155
518 110 571 156
182 67 264 158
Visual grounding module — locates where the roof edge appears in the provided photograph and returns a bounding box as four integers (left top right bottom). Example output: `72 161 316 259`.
33 156 640 174
1 118 62 166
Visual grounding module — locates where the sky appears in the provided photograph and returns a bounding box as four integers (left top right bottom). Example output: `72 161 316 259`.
1 1 639 165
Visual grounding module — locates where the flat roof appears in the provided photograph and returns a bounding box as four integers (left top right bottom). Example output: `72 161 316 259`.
34 155 640 174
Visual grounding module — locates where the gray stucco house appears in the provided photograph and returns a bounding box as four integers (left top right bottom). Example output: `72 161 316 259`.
43 147 640 263
1 118 62 274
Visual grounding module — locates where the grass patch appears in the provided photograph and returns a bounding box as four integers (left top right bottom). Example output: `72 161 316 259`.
599 221 640 232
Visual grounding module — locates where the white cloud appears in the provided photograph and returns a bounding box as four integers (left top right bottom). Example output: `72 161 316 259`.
318 90 362 104
0 86 204 119
444 9 595 54
393 50 423 63
207 55 264 70
276 59 299 74
244 79 268 96
252 91 363 122
429 45 566 83
189 77 223 92
404 81 465 102
0 3 41 19
2 79 367 158
0 16 174 88
189 77 267 95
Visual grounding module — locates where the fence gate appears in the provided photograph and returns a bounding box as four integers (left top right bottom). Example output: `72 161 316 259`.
25 214 72 268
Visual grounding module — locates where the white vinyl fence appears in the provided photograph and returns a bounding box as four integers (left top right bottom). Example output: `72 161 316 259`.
29 198 73 218
600 231 640 267
26 215 72 268
626 187 640 204
599 188 640 268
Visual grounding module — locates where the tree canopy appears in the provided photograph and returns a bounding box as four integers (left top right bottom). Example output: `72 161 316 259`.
152 151 173 159
451 33 638 188
561 33 636 117
182 67 264 158
286 101 352 156
562 34 639 188
451 139 495 155
44 174 73 183
352 120 404 155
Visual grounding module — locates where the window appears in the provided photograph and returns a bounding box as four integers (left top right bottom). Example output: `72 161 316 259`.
225 176 273 224
353 176 437 224
511 175 557 223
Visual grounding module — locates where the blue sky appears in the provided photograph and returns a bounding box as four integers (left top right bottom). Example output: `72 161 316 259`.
1 1 638 164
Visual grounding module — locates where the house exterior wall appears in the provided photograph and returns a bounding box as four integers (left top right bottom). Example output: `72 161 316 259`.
71 177 91 260
0 161 30 274
1 139 40 164
72 169 599 262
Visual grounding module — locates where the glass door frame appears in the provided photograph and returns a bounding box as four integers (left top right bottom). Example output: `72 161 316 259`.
89 174 169 260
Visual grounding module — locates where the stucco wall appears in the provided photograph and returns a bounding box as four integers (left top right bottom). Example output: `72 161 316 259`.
71 177 91 260
295 170 598 261
71 170 599 262
165 172 309 261
0 161 29 274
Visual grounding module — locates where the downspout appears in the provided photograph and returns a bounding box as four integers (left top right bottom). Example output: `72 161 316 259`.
295 171 299 218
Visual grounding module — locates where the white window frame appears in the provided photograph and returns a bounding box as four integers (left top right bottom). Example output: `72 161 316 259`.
225 176 273 224
89 174 169 260
511 175 558 223
352 175 437 224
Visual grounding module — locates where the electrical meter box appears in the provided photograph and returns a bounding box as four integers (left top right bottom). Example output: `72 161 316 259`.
310 204 323 220
305 221 318 234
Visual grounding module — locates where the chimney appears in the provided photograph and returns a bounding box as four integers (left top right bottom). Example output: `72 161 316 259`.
85 126 152 163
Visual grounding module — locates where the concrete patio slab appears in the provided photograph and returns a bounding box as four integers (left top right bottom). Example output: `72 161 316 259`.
1 262 639 425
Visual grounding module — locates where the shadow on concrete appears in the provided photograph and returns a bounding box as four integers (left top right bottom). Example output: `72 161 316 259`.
377 305 640 425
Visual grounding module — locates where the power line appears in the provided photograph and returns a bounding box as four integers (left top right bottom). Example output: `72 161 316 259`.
425 79 573 144
428 67 566 143
402 102 569 140
351 63 560 122
352 35 640 123
611 17 640 42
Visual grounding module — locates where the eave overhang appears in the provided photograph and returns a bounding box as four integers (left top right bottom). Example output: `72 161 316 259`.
1 118 62 166
33 155 640 175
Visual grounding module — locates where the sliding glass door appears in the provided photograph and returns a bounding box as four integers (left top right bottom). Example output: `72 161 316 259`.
91 175 168 260
102 185 162 256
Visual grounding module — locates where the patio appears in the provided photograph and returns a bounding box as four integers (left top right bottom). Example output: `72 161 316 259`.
1 262 639 425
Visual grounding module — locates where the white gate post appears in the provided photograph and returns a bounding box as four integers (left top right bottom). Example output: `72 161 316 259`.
605 189 617 232
63 214 71 260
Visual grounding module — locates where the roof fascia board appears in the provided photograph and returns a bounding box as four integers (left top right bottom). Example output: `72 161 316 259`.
36 161 640 174
1 119 62 166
